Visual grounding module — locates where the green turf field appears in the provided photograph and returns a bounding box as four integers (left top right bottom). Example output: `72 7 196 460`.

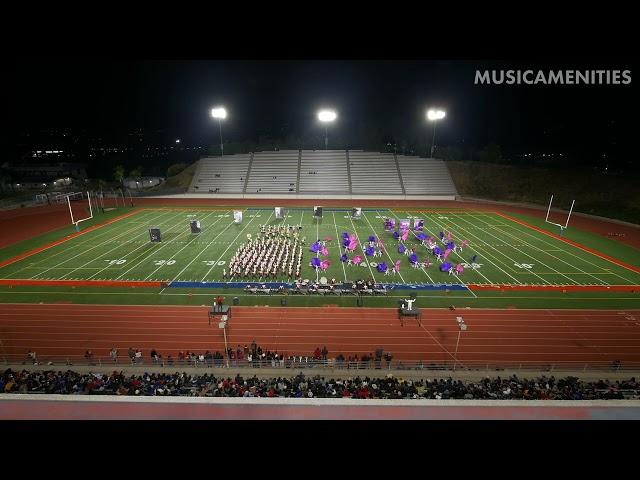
1 207 639 288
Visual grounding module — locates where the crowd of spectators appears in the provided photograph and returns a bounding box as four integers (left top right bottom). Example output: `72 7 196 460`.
1 369 638 399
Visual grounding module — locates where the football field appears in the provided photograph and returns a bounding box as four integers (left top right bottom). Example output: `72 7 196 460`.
1 207 639 288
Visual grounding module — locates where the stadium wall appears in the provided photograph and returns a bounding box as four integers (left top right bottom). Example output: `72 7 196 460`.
1 395 639 420
147 193 457 201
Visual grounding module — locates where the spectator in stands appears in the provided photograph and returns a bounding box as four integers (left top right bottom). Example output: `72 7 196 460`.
84 350 95 365
384 352 393 369
128 347 135 364
135 349 143 364
25 350 38 365
110 348 118 363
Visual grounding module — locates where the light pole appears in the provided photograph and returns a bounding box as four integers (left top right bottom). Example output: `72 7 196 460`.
426 108 446 158
317 109 337 150
453 316 467 371
211 107 227 156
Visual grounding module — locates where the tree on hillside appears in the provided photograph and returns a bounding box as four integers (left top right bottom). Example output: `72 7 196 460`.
129 166 143 188
114 165 125 188
167 163 188 177
479 143 504 163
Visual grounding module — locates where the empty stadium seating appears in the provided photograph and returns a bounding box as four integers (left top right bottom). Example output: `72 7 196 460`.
190 155 251 193
348 151 403 195
188 150 458 198
397 156 458 196
299 150 350 194
245 150 299 194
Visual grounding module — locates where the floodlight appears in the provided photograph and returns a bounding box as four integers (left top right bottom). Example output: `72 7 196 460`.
317 110 337 122
211 107 227 119
427 109 446 121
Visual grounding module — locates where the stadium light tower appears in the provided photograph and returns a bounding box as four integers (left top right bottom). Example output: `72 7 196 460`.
211 107 227 156
317 109 337 150
426 108 446 158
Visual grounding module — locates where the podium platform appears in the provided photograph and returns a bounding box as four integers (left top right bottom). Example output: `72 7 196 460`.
398 307 422 326
208 305 231 325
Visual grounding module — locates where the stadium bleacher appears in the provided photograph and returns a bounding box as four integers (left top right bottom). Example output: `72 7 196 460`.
190 154 251 193
299 150 350 194
397 156 458 195
245 150 299 194
188 150 458 198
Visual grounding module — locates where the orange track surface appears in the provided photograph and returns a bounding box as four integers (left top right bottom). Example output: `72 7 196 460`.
1 304 639 366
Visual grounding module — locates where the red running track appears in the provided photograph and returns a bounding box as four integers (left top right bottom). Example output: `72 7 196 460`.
1 304 640 367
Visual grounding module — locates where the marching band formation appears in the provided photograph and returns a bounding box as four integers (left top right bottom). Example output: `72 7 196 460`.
226 224 305 280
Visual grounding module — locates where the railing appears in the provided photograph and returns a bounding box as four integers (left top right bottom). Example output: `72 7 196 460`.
4 354 640 373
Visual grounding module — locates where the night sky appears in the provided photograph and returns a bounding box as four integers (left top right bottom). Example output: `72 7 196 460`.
7 59 637 160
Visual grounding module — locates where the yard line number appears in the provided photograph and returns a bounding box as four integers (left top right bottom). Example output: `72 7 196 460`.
153 260 176 266
514 263 534 269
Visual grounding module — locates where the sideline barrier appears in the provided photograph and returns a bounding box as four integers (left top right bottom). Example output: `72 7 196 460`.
5 354 639 374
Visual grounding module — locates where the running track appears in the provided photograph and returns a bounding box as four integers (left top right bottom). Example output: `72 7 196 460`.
1 304 640 367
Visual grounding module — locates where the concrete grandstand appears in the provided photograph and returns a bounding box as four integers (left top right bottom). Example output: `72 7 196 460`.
188 150 458 200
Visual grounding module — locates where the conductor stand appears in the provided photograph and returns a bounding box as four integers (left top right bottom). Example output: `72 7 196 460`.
398 298 422 326
208 305 231 325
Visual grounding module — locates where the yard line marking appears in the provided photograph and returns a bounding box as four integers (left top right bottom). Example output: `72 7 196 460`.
85 211 197 280
347 212 377 281
200 209 265 282
396 210 480 296
331 211 348 283
3 209 159 272
390 209 492 286
469 213 608 285
366 210 407 283
409 209 497 285
315 209 320 282
116 209 223 280
426 212 535 285
140 210 223 281
2 209 161 279
29 210 175 280
172 210 248 283
479 212 636 285
453 213 580 285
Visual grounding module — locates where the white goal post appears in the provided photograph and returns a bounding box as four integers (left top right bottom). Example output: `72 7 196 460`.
66 191 93 229
545 195 575 231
